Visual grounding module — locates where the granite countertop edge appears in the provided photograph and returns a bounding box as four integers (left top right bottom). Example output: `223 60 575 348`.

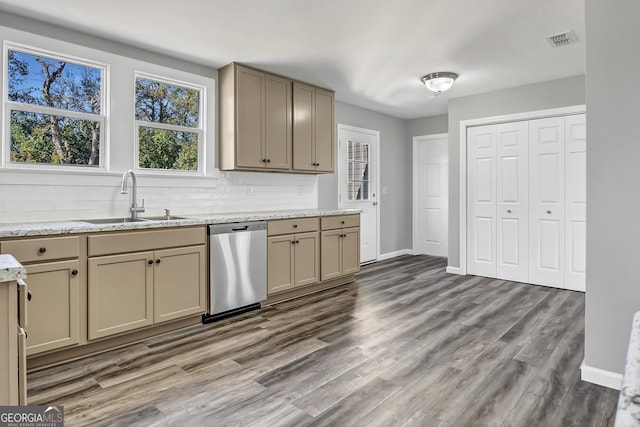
0 254 27 281
0 208 362 238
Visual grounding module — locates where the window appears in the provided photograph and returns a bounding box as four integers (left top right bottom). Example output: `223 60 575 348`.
5 45 106 167
347 140 370 200
135 74 204 172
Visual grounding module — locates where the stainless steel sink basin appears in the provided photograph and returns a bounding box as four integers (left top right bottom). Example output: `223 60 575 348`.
81 217 150 224
142 215 187 221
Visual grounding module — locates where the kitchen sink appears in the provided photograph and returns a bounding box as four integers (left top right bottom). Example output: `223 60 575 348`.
142 215 187 221
81 217 150 224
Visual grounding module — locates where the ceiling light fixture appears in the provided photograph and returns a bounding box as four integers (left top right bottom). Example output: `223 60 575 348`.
422 72 458 93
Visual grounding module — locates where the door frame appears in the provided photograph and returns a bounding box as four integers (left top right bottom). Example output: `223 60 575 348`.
454 104 586 275
337 123 381 263
412 133 448 256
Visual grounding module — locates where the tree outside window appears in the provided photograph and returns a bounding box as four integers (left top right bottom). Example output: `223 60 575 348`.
135 76 203 172
6 48 105 167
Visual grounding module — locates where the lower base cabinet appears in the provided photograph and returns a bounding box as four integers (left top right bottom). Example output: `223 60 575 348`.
24 260 80 355
321 227 360 281
267 231 320 294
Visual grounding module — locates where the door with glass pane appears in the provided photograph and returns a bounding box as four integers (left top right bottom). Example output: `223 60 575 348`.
338 125 378 263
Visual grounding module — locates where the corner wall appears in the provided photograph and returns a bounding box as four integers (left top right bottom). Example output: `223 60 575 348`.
584 0 640 383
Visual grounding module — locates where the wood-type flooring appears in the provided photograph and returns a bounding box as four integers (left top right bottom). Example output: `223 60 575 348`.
27 255 618 426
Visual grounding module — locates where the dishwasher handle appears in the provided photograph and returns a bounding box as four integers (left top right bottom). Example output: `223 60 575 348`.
231 226 249 232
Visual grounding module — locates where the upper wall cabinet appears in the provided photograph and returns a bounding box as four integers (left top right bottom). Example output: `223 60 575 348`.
218 62 335 174
219 63 292 171
292 82 335 173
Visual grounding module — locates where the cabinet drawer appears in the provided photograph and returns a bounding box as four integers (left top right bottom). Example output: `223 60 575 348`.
268 217 319 236
2 236 79 263
88 227 206 257
321 215 360 230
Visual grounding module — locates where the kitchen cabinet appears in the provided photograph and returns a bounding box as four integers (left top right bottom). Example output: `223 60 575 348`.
320 215 361 281
1 236 80 355
87 227 206 340
219 63 292 171
0 255 27 405
267 218 320 295
293 82 335 173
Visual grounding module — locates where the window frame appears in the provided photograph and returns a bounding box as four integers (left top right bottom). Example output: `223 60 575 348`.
2 41 109 171
133 71 206 175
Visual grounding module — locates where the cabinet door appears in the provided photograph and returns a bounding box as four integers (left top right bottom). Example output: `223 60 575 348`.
321 229 342 281
341 228 361 276
265 73 292 170
25 260 80 355
154 246 206 324
88 252 154 340
314 88 334 173
294 231 320 287
292 82 316 171
267 235 295 294
236 65 265 169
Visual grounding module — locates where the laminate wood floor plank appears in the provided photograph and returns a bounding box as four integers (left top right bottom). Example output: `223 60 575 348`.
27 254 617 426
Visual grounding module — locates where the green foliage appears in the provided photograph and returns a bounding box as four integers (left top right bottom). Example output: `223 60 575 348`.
138 127 197 171
136 78 199 127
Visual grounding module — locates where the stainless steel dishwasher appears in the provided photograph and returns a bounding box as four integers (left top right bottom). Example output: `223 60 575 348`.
203 221 267 323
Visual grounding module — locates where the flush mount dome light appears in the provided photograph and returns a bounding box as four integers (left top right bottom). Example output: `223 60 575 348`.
421 72 458 93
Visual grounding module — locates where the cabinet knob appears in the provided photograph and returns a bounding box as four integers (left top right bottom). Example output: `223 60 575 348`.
148 260 153 265
71 269 78 276
267 159 271 163
262 159 267 163
295 240 300 244
341 220 345 224
546 210 552 214
291 240 296 245
507 210 512 214
27 291 32 302
293 224 298 228
156 259 161 264
38 247 47 254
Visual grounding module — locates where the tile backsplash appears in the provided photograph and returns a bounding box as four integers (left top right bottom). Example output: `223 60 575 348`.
0 170 318 224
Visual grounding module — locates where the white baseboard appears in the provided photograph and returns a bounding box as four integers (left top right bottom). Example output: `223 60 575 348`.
377 249 413 261
581 360 622 390
446 266 464 275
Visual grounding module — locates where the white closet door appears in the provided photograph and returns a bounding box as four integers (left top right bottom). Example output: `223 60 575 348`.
529 117 565 287
564 114 586 291
496 121 529 282
467 125 497 277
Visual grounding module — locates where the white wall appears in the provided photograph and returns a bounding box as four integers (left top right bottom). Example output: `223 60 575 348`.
0 15 317 224
584 0 640 381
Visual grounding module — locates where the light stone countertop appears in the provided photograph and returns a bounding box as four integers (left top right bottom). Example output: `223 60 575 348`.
0 208 361 238
615 311 640 426
0 254 27 282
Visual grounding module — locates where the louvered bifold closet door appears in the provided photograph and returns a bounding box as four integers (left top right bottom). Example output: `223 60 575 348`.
496 121 529 283
467 125 497 278
528 117 565 288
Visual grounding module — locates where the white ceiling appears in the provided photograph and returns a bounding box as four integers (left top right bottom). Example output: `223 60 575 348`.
0 0 585 119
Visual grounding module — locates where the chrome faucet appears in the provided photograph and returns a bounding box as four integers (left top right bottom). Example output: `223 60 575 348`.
120 170 145 218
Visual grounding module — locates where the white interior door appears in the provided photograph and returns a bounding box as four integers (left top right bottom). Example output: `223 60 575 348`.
467 125 497 277
413 134 448 257
564 114 586 291
529 117 565 287
338 125 379 263
496 122 529 282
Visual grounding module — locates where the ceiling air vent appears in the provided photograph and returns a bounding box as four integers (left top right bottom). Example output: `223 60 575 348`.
546 30 579 48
